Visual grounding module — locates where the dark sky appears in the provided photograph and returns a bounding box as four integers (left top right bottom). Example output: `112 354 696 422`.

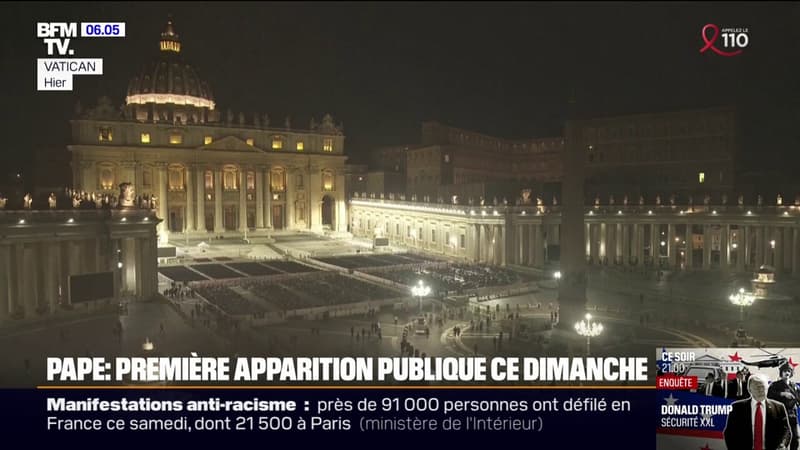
1 2 799 175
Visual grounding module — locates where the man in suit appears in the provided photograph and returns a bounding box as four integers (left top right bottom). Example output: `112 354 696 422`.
724 373 792 450
729 370 751 401
768 364 799 450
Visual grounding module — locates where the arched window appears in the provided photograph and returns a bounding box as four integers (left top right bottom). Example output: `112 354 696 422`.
322 169 334 191
223 165 238 190
247 171 255 191
168 164 185 191
270 167 285 192
98 163 115 190
204 170 214 190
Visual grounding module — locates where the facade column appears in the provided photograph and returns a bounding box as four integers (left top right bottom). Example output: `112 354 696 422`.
238 168 248 232
195 167 205 232
792 227 799 276
636 223 645 266
473 224 481 263
584 223 591 262
80 161 94 192
605 222 614 264
774 227 784 273
720 224 729 270
310 166 322 232
157 163 168 240
667 223 676 267
0 246 9 319
214 168 223 233
755 226 764 267
648 223 655 265
516 224 524 265
286 168 295 229
185 164 195 232
737 225 747 271
599 223 607 262
620 224 629 264
534 224 545 267
264 166 272 228
685 224 693 269
23 244 38 317
702 225 711 269
255 168 265 229
336 171 347 233
134 162 143 197
498 225 506 266
527 225 535 266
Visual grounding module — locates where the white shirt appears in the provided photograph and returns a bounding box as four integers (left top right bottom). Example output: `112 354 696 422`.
751 398 767 448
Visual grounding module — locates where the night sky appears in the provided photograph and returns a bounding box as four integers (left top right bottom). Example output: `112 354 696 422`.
1 2 798 179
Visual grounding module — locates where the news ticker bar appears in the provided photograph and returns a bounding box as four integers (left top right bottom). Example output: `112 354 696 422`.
0 388 655 445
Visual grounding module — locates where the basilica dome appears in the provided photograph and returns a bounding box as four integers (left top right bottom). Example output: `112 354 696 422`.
125 19 215 110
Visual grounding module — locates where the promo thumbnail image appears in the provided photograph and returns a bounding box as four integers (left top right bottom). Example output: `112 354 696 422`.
657 347 800 450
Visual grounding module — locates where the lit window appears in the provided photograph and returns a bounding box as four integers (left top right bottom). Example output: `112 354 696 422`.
204 136 213 145
99 165 114 190
169 134 183 145
322 170 334 191
140 132 150 144
296 141 304 151
204 170 214 190
698 172 705 184
270 167 286 192
99 127 113 142
247 171 255 190
272 138 283 150
323 138 333 152
168 165 185 191
223 166 238 190
246 138 254 146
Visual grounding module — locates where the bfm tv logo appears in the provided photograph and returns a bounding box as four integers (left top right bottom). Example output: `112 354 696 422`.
700 24 749 57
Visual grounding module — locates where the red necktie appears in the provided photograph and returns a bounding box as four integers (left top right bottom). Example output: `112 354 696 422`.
754 402 763 450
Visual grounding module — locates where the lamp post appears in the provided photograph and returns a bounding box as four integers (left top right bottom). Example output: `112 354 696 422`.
554 271 562 288
411 280 430 314
574 313 603 356
729 288 755 323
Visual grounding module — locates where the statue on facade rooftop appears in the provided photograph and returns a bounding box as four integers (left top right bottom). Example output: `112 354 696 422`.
777 193 783 206
48 193 57 209
23 193 32 209
119 183 135 208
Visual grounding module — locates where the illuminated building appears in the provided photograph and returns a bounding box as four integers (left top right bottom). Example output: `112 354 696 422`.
68 19 348 242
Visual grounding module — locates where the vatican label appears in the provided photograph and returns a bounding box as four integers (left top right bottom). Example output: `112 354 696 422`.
35 21 123 91
656 347 800 450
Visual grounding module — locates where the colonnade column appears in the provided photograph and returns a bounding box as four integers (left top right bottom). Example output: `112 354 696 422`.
185 164 195 232
238 169 248 232
214 167 223 233
685 224 693 269
157 163 168 240
195 167 205 232
255 168 265 229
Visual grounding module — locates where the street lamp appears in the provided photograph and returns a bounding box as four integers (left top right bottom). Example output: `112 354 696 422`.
574 313 603 356
411 280 431 314
554 271 562 288
729 288 756 323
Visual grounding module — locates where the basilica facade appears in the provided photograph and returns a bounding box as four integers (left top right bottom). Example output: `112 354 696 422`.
68 20 348 243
